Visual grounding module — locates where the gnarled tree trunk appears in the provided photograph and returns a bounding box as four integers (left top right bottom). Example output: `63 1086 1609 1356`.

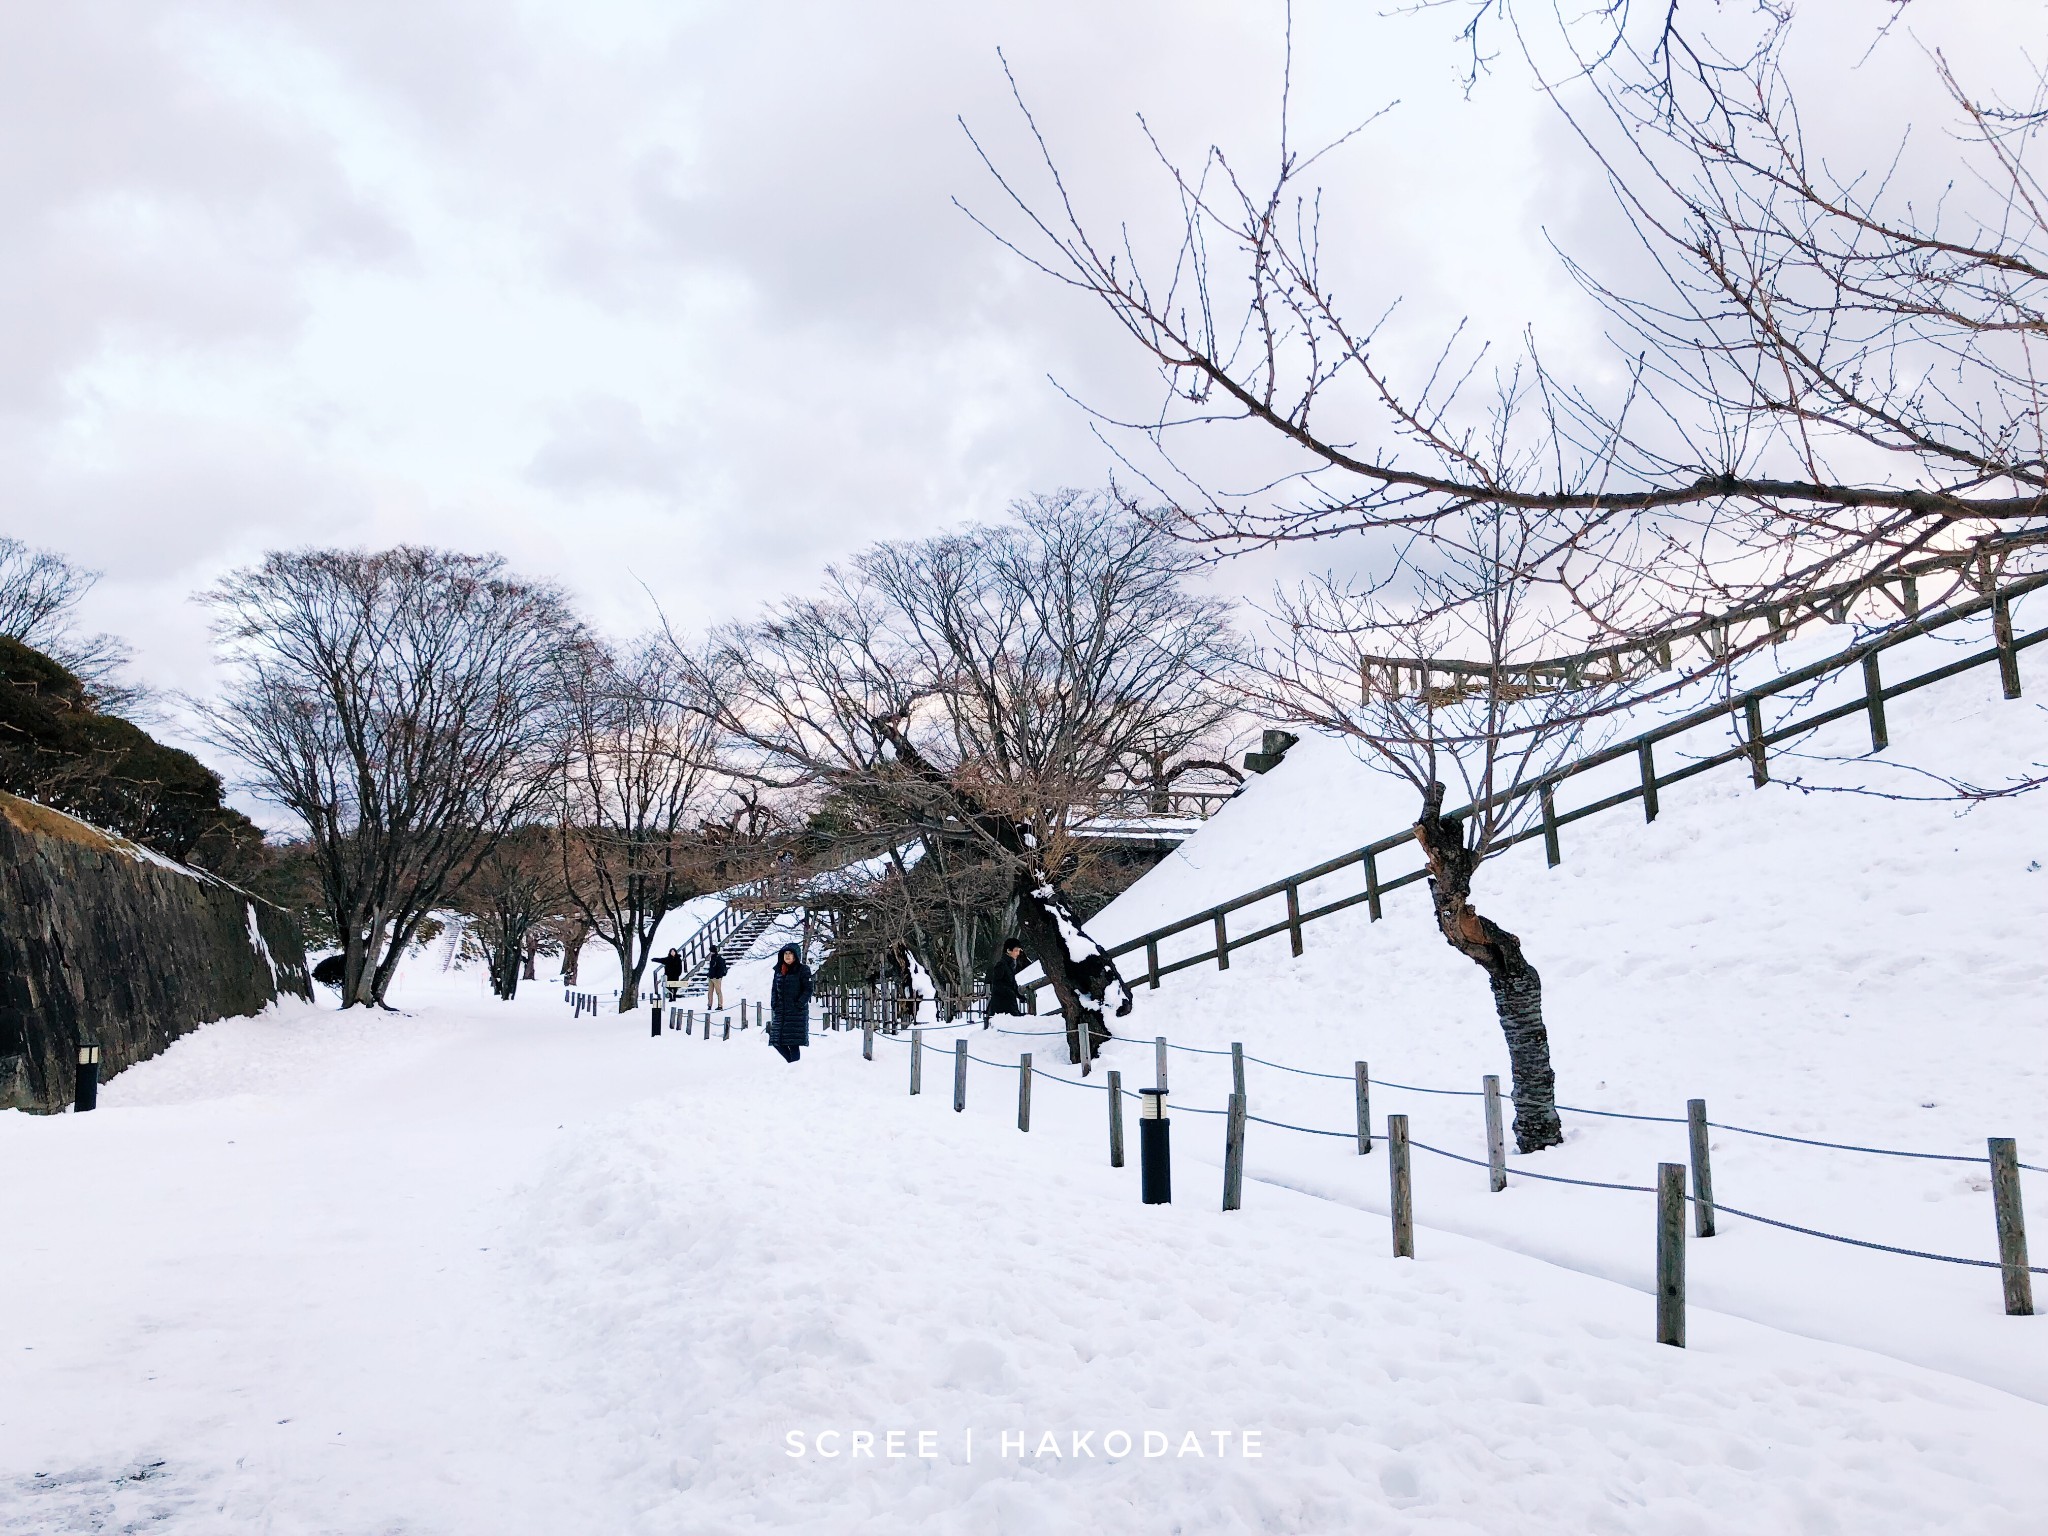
1413 781 1563 1153
873 719 1131 1072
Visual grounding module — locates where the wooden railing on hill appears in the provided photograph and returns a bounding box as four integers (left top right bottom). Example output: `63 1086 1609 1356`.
1026 568 2048 1004
1360 528 2048 701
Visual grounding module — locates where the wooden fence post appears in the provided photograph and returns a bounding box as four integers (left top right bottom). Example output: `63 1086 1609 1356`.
1994 594 2023 699
1107 1069 1125 1167
1364 849 1383 921
909 1029 922 1095
1285 882 1303 956
863 1018 874 1061
1687 1098 1716 1237
1146 938 1160 990
1355 1061 1372 1154
1017 1053 1032 1132
1214 911 1230 970
953 1039 968 1113
1231 1041 1246 1105
1744 697 1768 787
1862 653 1889 752
1639 740 1661 823
1540 784 1561 868
1989 1138 2035 1316
1155 1035 1169 1093
1222 1092 1246 1211
1388 1115 1414 1258
1657 1161 1687 1347
1483 1075 1507 1192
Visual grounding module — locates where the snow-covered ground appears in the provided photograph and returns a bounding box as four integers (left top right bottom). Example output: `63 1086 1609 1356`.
6 605 2048 1532
6 984 2048 1534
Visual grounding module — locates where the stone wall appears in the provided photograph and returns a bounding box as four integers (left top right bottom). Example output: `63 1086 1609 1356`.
0 791 312 1113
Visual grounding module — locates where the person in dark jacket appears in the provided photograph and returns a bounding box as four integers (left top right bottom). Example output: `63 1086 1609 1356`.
985 938 1028 1021
768 944 812 1062
658 947 684 1000
705 946 728 1011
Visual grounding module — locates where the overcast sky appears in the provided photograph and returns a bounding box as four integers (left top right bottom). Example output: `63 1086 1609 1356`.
2 0 2034 742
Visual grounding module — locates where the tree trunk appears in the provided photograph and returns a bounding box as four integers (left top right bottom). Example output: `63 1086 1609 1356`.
1412 782 1563 1152
612 937 645 1014
561 919 590 985
1010 869 1116 1070
872 718 1131 1071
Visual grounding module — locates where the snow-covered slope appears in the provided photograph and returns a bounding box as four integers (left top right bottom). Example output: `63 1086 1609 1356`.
1044 605 2048 1403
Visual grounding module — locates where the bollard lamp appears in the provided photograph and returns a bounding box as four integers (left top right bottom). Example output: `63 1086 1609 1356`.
1139 1088 1172 1204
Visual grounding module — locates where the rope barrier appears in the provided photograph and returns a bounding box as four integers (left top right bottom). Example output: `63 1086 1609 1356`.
842 1021 2048 1283
1242 1053 1352 1082
1246 1112 1355 1139
825 1007 2047 1175
1712 1202 2048 1274
1707 1120 1996 1163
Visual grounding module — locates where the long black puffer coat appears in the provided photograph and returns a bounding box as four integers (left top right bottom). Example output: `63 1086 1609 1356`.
769 949 813 1048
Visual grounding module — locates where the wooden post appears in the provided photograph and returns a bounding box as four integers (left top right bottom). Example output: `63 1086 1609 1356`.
1989 1138 2035 1316
1146 938 1160 990
1901 573 1919 617
1687 1098 1716 1237
1994 594 2023 699
1107 1068 1125 1167
1863 653 1889 752
1639 739 1660 822
1222 1092 1246 1212
1231 1041 1246 1105
1482 1075 1507 1192
1355 1061 1372 1154
1213 911 1230 970
1388 1114 1414 1258
1285 882 1303 956
863 1018 874 1061
909 1029 922 1095
1540 784 1561 868
723 1019 731 1041
1155 1035 1169 1093
1017 1053 1033 1132
953 1039 968 1113
1744 697 1768 787
1657 1161 1687 1347
1364 849 1383 921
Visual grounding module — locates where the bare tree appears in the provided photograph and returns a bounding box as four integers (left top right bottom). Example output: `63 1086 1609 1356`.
698 490 1244 1064
0 538 141 711
962 5 2048 668
198 547 580 1008
1249 505 1642 1150
559 637 726 1012
456 824 569 1001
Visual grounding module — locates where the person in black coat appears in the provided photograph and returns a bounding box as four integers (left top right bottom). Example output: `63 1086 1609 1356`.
985 938 1028 1021
657 947 684 999
705 945 728 1011
768 944 812 1062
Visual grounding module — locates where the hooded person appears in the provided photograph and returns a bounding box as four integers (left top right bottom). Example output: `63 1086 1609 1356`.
769 944 813 1063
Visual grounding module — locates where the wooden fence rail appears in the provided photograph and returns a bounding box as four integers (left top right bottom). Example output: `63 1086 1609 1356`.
1029 568 2048 1003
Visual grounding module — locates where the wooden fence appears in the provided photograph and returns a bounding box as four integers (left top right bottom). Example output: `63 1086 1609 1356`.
1029 566 2048 1003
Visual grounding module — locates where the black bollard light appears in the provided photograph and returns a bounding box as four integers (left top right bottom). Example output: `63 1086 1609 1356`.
650 1003 662 1038
1139 1088 1171 1204
74 1044 101 1113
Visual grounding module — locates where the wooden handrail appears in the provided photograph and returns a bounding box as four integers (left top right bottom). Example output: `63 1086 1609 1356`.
1028 567 2048 997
